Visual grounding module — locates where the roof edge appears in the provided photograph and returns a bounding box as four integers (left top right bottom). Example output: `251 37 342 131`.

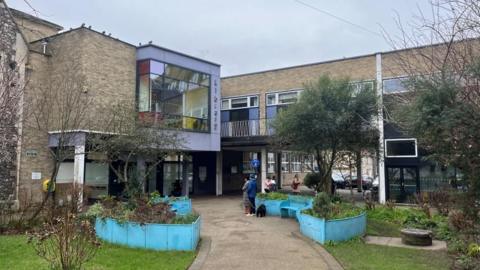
138 44 221 67
10 8 63 31
29 26 136 48
222 37 480 80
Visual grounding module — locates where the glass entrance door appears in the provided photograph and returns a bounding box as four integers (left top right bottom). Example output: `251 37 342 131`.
387 167 418 203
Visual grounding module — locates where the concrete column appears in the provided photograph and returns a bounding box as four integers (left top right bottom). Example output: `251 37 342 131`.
182 159 189 197
261 148 267 193
216 151 222 196
376 53 387 203
73 144 85 203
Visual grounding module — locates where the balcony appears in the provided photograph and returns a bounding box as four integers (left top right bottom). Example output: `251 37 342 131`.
221 119 274 138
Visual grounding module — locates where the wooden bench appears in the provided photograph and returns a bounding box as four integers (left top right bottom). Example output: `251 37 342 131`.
279 195 313 220
401 228 433 246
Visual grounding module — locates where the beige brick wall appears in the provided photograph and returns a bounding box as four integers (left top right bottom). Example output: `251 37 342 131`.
12 16 60 43
19 28 136 203
221 55 377 121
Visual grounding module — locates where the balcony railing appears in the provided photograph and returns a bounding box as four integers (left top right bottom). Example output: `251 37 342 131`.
221 119 274 138
138 112 208 132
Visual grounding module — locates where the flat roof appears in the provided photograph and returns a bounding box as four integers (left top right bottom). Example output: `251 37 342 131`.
138 44 221 67
222 37 480 79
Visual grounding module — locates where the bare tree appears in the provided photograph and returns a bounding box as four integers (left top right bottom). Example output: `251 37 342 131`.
91 102 183 199
25 47 94 216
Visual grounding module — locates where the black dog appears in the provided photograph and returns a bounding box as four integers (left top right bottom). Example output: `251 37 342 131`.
256 204 266 217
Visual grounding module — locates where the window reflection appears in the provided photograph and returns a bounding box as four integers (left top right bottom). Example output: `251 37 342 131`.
137 60 210 131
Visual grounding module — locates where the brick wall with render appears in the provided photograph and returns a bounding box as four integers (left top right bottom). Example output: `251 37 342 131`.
221 55 377 187
18 27 136 203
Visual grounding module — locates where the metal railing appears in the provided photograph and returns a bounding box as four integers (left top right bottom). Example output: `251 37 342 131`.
221 119 275 137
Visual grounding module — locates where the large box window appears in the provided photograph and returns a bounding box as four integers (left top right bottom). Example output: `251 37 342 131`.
385 139 417 158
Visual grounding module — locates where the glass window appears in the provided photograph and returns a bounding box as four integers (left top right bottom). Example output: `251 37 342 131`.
221 99 230 110
278 92 298 104
385 139 417 157
137 60 210 132
250 96 258 107
281 152 290 173
267 94 276 105
291 154 302 172
383 77 409 94
138 75 150 112
57 162 74 183
267 152 276 174
150 60 165 75
231 98 248 108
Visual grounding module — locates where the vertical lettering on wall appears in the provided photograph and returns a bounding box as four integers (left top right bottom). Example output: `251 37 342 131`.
213 78 218 132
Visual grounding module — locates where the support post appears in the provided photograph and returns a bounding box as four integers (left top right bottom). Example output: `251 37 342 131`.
73 144 85 204
182 158 188 197
261 148 267 193
216 151 222 196
376 53 386 204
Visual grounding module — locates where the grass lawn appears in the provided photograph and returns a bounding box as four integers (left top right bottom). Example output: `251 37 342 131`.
366 218 402 237
0 235 195 270
325 239 452 270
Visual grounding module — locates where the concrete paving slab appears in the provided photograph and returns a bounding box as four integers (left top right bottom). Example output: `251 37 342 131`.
365 236 447 250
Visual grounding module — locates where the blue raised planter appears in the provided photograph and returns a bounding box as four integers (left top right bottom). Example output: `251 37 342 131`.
298 212 366 244
95 216 201 251
255 198 286 216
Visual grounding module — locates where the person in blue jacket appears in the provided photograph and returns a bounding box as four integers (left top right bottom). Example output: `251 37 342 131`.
246 174 257 215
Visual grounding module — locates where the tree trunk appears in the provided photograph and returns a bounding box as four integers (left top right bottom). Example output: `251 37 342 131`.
356 150 363 193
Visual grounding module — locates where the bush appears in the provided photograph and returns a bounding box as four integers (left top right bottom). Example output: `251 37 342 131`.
303 192 362 220
303 172 323 192
88 196 198 224
28 198 100 270
256 192 288 200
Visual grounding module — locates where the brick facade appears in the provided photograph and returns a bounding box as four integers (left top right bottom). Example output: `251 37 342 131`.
17 28 136 202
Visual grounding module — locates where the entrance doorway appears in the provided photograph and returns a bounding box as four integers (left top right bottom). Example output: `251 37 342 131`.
387 167 418 203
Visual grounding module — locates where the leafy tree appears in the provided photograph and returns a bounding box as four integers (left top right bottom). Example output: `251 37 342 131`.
392 68 480 219
272 75 378 194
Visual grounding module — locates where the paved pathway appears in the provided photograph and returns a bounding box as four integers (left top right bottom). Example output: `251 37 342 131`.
192 196 339 270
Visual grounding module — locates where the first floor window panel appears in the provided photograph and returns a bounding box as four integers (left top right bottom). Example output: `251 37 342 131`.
291 154 302 172
281 152 289 173
267 152 276 174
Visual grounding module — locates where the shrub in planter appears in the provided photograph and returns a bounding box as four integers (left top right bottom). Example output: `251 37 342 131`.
256 192 288 200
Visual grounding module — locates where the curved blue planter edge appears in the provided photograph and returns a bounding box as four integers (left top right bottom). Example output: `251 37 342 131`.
95 216 201 251
255 198 287 216
298 212 366 244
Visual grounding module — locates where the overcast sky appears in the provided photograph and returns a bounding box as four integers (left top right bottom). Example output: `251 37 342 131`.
7 0 432 76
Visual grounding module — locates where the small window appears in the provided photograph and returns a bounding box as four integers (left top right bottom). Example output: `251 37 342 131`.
385 139 417 158
231 98 248 108
250 96 258 107
221 100 230 110
267 94 276 105
383 77 409 94
278 92 298 104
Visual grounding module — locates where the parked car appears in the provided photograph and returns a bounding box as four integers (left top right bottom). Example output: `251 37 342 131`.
345 175 373 190
332 172 347 189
